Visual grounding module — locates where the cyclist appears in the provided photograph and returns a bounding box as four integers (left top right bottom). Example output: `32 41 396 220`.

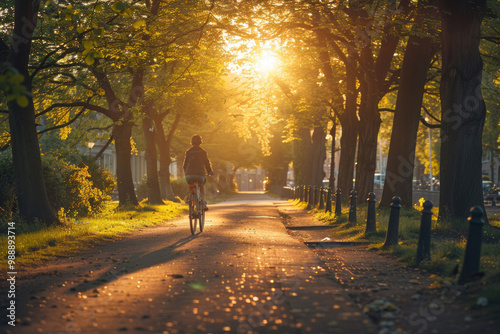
183 135 214 211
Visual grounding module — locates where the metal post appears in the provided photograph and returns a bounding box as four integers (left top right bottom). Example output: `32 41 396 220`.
335 188 342 216
383 196 402 248
319 187 325 209
325 187 332 213
348 190 357 223
365 192 377 235
312 186 317 207
458 207 485 284
416 200 433 266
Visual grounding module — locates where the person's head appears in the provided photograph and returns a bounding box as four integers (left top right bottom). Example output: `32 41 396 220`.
191 135 202 146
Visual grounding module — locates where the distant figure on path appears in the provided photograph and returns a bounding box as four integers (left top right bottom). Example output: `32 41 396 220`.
183 135 214 210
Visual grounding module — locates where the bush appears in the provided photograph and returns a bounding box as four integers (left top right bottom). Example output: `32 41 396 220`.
0 152 15 220
171 177 188 198
136 175 148 202
0 152 115 220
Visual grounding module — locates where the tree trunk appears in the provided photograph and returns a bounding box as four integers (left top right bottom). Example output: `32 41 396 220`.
381 2 435 207
7 0 59 225
113 121 139 205
438 0 487 222
154 112 181 202
355 84 381 203
229 165 238 191
337 58 358 195
293 127 313 186
328 122 336 189
141 115 163 204
310 126 326 187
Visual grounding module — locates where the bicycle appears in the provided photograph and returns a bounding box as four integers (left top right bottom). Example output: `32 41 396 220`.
188 180 205 235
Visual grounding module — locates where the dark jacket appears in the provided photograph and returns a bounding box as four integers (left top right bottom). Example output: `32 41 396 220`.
183 146 213 176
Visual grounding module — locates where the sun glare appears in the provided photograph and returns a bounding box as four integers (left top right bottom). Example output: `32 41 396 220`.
257 52 278 72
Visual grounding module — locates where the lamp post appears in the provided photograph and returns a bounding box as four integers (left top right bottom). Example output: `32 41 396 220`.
87 141 95 156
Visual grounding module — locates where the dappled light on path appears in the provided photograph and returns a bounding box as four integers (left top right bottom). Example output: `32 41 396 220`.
4 193 374 334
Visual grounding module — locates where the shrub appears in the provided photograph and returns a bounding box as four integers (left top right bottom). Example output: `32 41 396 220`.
42 154 111 218
0 152 15 220
0 152 115 220
136 175 148 202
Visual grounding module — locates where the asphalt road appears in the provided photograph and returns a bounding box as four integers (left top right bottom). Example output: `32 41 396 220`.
3 192 375 334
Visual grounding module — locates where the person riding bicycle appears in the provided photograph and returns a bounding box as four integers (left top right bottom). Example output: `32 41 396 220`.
183 135 214 211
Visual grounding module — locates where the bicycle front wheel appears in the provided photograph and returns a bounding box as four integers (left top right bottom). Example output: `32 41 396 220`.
189 194 198 235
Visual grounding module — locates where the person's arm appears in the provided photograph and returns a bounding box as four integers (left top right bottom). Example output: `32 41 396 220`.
182 151 188 175
203 151 214 175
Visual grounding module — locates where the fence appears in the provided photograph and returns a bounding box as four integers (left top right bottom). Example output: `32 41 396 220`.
282 185 487 285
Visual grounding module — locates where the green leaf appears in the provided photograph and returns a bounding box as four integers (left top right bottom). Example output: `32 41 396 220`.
76 27 84 34
111 1 128 13
95 4 104 12
83 40 94 50
92 28 104 38
122 8 134 18
133 20 146 29
16 95 29 108
9 74 24 85
85 54 95 66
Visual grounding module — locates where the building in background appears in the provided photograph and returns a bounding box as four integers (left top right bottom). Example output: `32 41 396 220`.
81 141 177 187
482 151 500 185
234 168 266 191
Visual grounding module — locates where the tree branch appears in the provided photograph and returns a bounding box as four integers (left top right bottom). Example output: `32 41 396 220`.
419 116 441 129
37 107 87 135
93 135 114 162
165 112 181 147
0 37 9 63
36 101 113 119
422 105 441 123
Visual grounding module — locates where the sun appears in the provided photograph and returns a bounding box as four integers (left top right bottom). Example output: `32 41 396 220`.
256 52 278 72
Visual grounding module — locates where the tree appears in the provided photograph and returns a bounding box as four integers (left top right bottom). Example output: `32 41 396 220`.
1 0 59 225
380 0 439 207
438 0 488 222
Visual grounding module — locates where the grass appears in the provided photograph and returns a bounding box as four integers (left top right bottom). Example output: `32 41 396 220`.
293 199 500 305
0 200 187 268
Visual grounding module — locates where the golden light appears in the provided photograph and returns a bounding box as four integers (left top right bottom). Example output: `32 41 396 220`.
256 51 278 72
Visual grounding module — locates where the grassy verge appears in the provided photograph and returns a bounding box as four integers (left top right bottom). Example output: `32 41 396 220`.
0 200 187 268
293 199 500 305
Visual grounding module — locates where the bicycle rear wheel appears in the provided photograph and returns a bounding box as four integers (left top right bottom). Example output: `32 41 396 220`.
199 198 205 232
189 194 198 235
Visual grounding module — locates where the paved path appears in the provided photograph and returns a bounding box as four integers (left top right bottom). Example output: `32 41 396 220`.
3 193 375 334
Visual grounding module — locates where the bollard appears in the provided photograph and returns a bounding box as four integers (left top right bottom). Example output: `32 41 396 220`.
365 192 377 236
303 185 308 203
319 187 325 210
492 198 496 207
416 200 433 266
311 186 317 207
301 185 306 202
314 186 320 207
307 186 313 210
458 206 485 285
348 190 357 223
383 196 402 248
325 187 332 213
335 188 342 216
